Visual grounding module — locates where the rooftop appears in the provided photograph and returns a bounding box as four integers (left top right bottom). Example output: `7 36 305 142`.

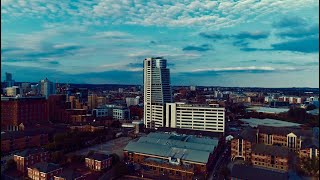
252 144 289 157
87 153 110 161
231 164 288 180
257 125 313 137
14 148 47 157
54 169 84 180
239 118 301 128
30 162 61 173
124 132 219 164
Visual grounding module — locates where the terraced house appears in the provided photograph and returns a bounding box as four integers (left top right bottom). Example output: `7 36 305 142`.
124 132 223 180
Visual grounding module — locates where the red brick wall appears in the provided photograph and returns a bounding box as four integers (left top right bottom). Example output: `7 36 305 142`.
1 98 48 129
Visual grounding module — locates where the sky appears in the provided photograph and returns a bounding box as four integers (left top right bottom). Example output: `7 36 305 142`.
1 0 319 87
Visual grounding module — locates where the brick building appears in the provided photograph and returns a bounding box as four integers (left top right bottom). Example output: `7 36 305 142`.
231 126 319 172
1 97 48 131
14 148 49 173
70 124 105 132
48 95 70 123
124 132 223 179
85 153 112 171
27 162 62 180
1 131 48 153
251 144 289 171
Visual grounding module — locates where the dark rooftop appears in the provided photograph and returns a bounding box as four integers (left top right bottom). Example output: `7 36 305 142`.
252 144 289 157
257 125 313 137
87 153 110 161
31 162 61 173
1 130 48 140
14 148 47 157
231 164 288 180
237 127 257 142
54 169 84 180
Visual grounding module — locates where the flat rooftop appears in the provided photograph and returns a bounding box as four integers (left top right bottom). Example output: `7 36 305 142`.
239 118 301 127
246 106 289 114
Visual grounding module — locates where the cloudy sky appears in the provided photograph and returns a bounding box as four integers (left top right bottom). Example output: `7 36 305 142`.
1 0 319 87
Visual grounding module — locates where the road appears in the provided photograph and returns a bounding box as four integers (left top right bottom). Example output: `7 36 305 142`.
208 145 231 180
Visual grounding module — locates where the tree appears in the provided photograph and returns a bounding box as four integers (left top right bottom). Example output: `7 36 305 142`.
306 104 317 111
110 153 120 164
87 150 95 157
5 159 16 171
114 162 129 177
51 151 65 164
299 157 319 177
220 166 230 178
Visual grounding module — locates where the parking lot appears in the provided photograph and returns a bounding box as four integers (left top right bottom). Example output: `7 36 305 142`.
72 136 134 160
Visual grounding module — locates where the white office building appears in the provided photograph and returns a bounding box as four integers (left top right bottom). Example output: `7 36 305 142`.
113 108 130 120
126 96 140 107
166 102 225 133
144 57 172 129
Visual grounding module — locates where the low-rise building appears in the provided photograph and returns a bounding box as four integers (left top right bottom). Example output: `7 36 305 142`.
251 144 289 171
27 162 62 180
14 148 49 173
1 131 48 153
113 107 130 120
124 132 223 179
70 124 104 132
85 153 112 171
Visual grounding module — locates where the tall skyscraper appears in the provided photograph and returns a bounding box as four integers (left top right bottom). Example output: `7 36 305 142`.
5 72 15 87
143 57 172 129
39 78 55 99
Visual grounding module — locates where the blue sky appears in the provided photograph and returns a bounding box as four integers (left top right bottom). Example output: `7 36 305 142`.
1 0 319 87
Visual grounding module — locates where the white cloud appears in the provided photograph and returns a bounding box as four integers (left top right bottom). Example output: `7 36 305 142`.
192 66 298 72
1 0 318 30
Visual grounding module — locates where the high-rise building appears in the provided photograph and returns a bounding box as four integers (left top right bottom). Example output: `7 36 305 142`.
88 94 98 110
39 78 55 99
1 97 48 131
143 57 172 129
5 72 15 87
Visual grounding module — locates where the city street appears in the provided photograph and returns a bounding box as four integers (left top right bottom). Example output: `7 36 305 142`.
208 145 231 180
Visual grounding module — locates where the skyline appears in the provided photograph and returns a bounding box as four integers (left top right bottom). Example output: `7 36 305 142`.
1 0 319 88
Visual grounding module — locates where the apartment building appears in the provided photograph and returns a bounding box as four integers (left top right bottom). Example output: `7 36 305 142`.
27 162 62 180
1 97 48 131
85 153 112 171
231 126 319 172
165 103 225 133
1 131 48 153
14 148 49 173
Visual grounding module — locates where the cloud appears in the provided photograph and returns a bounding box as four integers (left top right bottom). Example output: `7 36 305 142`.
273 16 307 28
276 25 319 38
179 66 301 77
182 44 211 52
200 31 269 40
1 0 318 29
1 43 84 67
271 37 319 53
240 37 319 53
93 31 132 39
